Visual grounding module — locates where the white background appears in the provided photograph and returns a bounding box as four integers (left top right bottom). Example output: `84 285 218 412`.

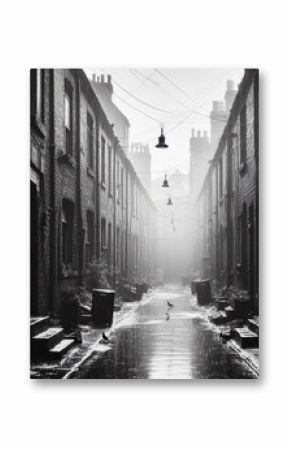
0 1 289 448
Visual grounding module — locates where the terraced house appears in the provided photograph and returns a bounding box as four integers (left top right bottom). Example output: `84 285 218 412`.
192 69 259 312
30 69 156 318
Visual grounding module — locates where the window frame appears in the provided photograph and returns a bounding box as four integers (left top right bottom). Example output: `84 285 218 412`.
64 80 73 156
101 136 106 184
240 103 247 165
87 112 94 170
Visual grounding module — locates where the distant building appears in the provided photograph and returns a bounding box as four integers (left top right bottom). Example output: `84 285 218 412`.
188 80 238 273
91 74 130 152
128 142 152 194
189 129 211 202
152 170 191 282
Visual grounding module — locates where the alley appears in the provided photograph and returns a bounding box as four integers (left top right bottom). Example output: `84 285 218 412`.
69 286 257 379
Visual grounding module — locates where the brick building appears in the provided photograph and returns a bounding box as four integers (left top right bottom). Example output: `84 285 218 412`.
191 69 259 311
128 142 152 194
30 69 156 318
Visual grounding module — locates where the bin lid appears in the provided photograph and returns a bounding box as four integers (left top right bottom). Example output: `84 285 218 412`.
92 289 115 294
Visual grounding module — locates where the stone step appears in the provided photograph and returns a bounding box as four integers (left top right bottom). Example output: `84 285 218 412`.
30 316 50 337
32 327 64 355
49 339 75 359
79 314 91 325
248 318 259 336
234 327 259 349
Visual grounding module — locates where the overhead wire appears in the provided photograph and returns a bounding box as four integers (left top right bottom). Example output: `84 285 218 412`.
101 68 173 114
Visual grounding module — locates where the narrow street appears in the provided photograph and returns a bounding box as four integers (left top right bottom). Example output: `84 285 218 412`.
69 286 257 379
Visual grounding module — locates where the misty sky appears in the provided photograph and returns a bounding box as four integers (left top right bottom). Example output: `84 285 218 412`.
85 68 243 179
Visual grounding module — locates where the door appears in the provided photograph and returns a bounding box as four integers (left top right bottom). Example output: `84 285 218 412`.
30 181 39 316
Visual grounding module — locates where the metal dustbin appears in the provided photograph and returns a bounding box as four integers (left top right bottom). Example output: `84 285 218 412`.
196 280 212 306
191 280 196 295
190 276 200 295
135 283 143 301
92 289 115 327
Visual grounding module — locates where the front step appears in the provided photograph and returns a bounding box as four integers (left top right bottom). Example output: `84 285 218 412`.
248 318 259 336
30 316 50 337
234 327 259 349
32 327 64 356
49 339 75 359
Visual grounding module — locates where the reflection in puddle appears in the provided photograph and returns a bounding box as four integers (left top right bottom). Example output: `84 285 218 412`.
74 287 257 379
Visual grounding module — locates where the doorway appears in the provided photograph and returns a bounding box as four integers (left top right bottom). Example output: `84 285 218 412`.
30 181 39 316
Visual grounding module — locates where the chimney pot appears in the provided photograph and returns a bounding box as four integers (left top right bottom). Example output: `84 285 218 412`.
192 128 195 137
101 74 105 83
108 74 111 84
197 130 201 137
92 73 96 82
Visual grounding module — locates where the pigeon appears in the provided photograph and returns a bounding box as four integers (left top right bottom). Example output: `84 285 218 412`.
167 301 174 308
166 312 170 321
101 332 109 343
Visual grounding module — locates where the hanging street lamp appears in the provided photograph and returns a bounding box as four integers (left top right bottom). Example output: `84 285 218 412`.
155 126 168 148
162 174 169 188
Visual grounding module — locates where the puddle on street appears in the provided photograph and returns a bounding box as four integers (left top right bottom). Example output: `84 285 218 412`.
73 287 257 379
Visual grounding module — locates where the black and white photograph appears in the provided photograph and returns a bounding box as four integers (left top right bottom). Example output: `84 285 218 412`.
2 1 290 447
30 67 259 379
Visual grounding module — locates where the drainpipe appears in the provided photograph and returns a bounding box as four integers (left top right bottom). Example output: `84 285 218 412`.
48 69 55 316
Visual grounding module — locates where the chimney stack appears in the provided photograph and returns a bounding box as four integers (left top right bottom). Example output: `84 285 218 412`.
225 80 237 114
92 73 96 82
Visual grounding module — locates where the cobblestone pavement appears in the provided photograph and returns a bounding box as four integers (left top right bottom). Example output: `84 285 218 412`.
70 285 258 379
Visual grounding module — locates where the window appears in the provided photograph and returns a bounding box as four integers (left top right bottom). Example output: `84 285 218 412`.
86 211 94 266
117 161 120 201
116 227 120 269
101 137 106 183
131 182 135 215
241 203 248 287
62 199 74 268
31 69 45 123
108 223 112 266
240 104 247 164
108 146 113 194
121 167 124 204
120 231 124 273
87 112 94 170
64 80 73 155
101 218 106 260
219 158 223 198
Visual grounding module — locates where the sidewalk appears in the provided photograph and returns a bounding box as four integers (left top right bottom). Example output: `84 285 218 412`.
202 306 259 376
30 299 141 379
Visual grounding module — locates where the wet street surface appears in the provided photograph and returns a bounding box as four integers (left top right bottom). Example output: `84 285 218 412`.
70 286 257 379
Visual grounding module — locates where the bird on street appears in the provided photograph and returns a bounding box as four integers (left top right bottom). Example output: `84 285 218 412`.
100 332 110 344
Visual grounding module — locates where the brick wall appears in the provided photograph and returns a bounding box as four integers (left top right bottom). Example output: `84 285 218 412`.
193 70 258 307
